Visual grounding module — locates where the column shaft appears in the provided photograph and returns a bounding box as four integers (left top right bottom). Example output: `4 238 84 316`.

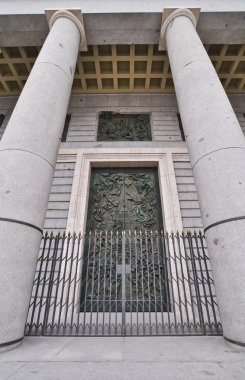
163 9 245 345
0 12 82 350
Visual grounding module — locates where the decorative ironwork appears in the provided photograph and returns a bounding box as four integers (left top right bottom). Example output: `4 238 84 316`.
97 112 152 141
80 232 168 313
25 231 222 337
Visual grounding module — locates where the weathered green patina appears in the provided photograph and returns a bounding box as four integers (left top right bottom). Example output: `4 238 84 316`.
97 112 152 141
80 168 167 313
86 168 162 231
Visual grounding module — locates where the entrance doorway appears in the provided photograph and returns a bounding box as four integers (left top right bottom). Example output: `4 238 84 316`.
25 170 222 337
80 167 167 317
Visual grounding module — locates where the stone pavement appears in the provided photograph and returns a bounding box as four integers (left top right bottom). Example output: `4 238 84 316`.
0 336 245 380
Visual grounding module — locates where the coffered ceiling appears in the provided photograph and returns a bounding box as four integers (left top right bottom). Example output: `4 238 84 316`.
0 44 244 96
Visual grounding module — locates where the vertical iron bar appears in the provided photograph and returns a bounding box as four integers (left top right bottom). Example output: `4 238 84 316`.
115 231 119 335
145 231 152 334
57 233 71 332
81 232 92 334
43 233 59 335
102 231 108 334
165 233 177 333
95 231 102 334
156 231 165 333
70 233 81 333
121 231 126 336
73 233 83 334
187 233 205 334
89 231 97 335
199 232 219 332
28 233 48 334
150 231 158 334
181 233 198 332
171 233 184 333
139 231 145 334
63 233 76 333
108 231 113 335
129 231 133 336
134 230 139 334
50 232 66 334
76 241 83 334
194 232 211 333
37 232 54 335
176 232 190 333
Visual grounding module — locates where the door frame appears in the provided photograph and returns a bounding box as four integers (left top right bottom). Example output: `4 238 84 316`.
65 148 183 235
55 149 194 328
85 166 164 231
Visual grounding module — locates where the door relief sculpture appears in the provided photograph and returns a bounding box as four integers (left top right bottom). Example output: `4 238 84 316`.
81 168 168 314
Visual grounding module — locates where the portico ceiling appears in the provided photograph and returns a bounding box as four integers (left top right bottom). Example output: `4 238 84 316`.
0 43 244 96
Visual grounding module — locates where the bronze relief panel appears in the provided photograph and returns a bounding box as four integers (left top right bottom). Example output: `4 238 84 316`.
81 168 167 313
86 168 163 231
97 112 152 141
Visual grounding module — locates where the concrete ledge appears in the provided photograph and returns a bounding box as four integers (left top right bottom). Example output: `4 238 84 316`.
0 12 245 46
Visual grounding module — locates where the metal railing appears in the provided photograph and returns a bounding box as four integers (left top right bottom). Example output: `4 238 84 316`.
25 231 222 336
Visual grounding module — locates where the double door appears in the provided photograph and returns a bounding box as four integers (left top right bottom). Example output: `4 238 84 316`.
86 167 163 231
80 168 168 320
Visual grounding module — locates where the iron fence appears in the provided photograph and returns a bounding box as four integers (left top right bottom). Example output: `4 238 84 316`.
25 231 222 336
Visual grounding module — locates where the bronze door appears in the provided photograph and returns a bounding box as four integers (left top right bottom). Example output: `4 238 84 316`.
86 168 163 231
80 168 168 319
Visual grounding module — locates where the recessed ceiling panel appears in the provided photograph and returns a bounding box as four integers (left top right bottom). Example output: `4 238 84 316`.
0 44 244 96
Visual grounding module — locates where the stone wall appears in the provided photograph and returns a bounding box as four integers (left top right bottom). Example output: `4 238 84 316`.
173 158 203 231
0 93 244 233
63 94 183 147
44 160 76 233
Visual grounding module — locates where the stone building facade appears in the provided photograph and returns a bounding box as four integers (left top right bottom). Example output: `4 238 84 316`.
0 0 244 351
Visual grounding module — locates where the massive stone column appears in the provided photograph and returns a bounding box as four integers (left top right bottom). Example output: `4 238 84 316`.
160 8 245 347
0 10 85 351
